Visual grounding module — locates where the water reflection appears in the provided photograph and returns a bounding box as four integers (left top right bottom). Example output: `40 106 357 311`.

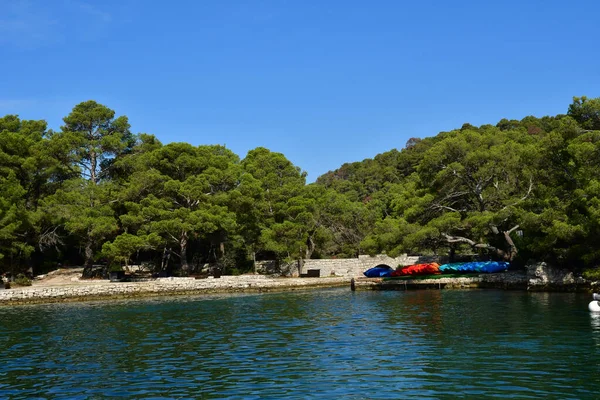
589 312 600 350
1 289 600 398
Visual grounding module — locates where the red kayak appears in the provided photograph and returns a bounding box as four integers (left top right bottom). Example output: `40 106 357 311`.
391 263 440 277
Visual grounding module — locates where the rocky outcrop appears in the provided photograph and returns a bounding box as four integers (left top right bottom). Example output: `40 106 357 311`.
526 262 588 291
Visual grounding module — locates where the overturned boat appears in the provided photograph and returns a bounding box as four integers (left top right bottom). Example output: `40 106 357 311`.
363 261 509 278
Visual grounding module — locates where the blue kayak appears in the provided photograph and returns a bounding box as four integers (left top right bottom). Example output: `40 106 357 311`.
438 261 509 274
363 265 394 278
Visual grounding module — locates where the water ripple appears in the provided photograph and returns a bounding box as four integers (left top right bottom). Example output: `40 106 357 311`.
0 289 598 398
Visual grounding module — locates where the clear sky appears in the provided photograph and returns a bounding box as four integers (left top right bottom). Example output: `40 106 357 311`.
2 0 599 181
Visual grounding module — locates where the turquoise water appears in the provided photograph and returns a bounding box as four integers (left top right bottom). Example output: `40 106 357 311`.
1 288 599 399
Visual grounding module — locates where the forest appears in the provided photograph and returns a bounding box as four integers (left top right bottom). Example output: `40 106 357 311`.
1 96 600 278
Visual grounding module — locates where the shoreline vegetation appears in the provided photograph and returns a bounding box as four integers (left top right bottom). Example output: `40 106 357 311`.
3 97 600 284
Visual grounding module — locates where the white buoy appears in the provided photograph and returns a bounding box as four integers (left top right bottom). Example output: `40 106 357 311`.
589 301 600 312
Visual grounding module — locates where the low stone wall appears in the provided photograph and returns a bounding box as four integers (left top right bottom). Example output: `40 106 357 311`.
0 276 350 306
300 254 442 278
256 254 443 278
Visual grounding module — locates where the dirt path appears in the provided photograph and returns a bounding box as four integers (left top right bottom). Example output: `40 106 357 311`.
32 268 109 287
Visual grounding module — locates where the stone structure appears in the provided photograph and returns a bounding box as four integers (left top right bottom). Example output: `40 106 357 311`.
257 254 442 278
0 275 350 305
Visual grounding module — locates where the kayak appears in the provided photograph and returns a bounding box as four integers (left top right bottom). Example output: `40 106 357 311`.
364 261 509 278
363 265 394 278
391 263 440 277
438 261 509 273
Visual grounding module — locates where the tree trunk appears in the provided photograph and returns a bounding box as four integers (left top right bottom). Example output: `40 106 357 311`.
161 247 171 272
81 236 95 278
502 229 519 262
90 150 97 185
305 235 315 259
180 232 189 274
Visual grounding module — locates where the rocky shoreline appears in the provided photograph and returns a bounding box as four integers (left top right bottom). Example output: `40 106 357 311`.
353 262 595 292
0 275 350 306
1 262 597 306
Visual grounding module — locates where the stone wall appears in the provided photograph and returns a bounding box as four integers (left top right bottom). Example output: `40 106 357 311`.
255 254 442 278
301 254 442 277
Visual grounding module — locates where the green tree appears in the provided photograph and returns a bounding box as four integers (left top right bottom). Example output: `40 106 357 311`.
568 96 600 131
45 101 132 276
241 147 307 260
118 143 240 273
0 115 63 274
101 233 149 269
414 125 537 260
46 180 119 276
59 100 133 184
0 172 30 268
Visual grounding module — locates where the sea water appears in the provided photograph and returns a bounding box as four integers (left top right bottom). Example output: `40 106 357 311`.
1 288 598 399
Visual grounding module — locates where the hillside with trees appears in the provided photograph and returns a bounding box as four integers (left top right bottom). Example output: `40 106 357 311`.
2 97 600 278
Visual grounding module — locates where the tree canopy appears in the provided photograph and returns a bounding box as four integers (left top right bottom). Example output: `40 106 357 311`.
2 97 600 277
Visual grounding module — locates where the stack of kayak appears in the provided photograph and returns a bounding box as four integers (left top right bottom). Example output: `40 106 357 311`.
363 261 509 278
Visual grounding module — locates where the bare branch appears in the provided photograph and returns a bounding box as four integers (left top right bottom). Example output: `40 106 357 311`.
443 191 471 199
506 224 520 234
167 248 182 259
476 175 495 192
473 243 500 252
432 204 465 213
442 233 476 246
501 178 533 211
443 224 520 262
38 226 64 251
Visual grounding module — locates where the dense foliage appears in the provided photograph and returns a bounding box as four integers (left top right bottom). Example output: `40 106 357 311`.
2 97 600 277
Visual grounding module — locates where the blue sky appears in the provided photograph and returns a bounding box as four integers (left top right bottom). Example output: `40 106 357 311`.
2 0 600 181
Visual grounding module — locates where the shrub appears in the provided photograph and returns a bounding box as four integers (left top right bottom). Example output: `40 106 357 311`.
108 264 124 272
14 274 32 286
583 268 600 281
